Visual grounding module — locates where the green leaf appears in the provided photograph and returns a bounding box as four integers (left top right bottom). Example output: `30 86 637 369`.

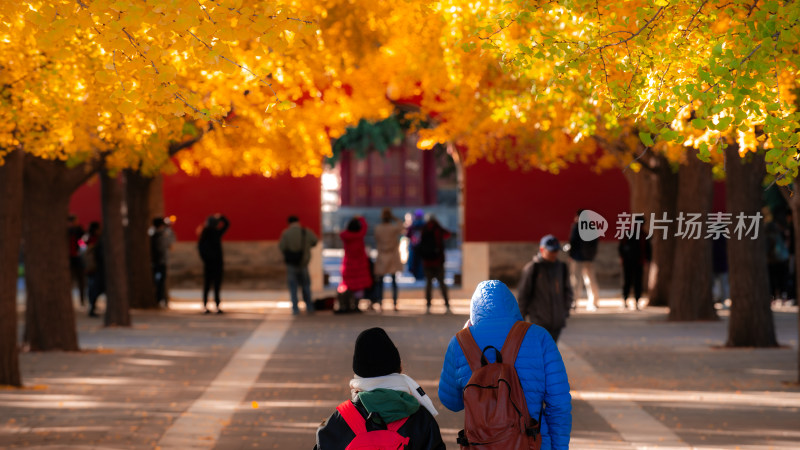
639 131 654 146
691 118 708 129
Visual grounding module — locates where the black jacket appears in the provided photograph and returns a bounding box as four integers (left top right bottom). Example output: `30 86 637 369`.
314 398 445 450
198 216 229 262
569 222 598 261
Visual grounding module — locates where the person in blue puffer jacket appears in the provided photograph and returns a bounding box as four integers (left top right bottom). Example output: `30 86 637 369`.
438 280 572 449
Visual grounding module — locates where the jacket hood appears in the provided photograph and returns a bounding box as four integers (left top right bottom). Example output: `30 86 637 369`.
357 389 419 423
469 280 523 326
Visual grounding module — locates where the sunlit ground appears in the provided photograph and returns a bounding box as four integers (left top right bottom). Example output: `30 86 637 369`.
3 291 798 449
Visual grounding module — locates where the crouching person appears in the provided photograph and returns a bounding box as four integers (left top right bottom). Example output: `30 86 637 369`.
438 280 572 449
315 327 446 450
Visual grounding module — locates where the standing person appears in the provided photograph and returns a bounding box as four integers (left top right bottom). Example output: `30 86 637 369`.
405 209 426 281
374 207 404 312
712 237 730 309
418 215 452 314
785 213 796 305
67 214 86 306
517 234 573 342
197 214 230 314
618 221 652 311
568 209 600 311
314 327 445 450
150 217 176 308
338 216 373 312
83 222 104 318
764 209 790 304
438 280 572 450
279 215 318 316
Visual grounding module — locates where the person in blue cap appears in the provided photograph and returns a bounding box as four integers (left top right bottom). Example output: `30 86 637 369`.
516 234 574 342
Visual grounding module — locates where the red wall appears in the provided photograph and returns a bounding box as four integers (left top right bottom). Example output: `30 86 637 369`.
69 171 321 242
463 160 630 243
70 176 103 226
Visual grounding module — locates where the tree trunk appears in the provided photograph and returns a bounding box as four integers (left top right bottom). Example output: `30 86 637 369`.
150 174 165 218
22 156 92 351
124 170 157 309
101 170 131 326
668 149 717 321
647 155 679 307
0 149 24 386
724 147 777 346
788 179 800 382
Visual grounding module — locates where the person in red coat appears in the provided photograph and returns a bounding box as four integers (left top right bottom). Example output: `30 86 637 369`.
338 216 373 311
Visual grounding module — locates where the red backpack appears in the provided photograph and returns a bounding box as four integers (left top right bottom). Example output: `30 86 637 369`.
455 322 542 449
336 400 410 450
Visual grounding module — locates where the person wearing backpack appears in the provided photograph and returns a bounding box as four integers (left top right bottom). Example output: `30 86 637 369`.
314 327 446 450
279 215 318 315
419 215 452 314
438 280 572 450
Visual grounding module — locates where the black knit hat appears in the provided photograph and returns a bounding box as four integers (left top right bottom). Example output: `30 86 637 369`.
352 327 402 378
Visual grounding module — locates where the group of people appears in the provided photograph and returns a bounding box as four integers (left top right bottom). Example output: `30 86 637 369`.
68 214 177 317
314 280 572 449
67 213 233 316
278 208 454 316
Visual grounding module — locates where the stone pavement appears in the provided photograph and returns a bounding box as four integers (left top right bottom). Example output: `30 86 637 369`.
2 289 798 449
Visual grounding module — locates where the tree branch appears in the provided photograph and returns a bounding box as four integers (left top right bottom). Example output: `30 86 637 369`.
597 7 665 51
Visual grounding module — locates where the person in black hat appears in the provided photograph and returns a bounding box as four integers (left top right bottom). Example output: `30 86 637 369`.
314 327 445 450
516 234 574 342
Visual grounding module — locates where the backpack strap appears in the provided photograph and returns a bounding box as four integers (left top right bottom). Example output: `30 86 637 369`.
337 401 367 435
456 328 483 372
386 416 409 433
500 321 531 365
336 400 409 434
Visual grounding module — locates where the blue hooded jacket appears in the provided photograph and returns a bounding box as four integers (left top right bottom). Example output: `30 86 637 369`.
438 280 572 450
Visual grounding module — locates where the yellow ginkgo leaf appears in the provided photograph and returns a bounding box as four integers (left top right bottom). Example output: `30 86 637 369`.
95 70 116 85
117 101 136 115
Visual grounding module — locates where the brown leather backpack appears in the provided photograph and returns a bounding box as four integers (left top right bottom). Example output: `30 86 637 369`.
455 321 542 449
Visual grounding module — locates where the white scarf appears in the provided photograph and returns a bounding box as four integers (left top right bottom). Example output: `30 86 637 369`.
350 373 439 417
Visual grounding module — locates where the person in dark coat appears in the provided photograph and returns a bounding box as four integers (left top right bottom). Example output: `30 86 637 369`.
314 327 445 450
618 223 652 310
197 214 229 314
150 217 175 308
67 214 86 306
419 215 452 314
405 209 426 281
83 222 104 318
568 209 600 311
517 235 573 342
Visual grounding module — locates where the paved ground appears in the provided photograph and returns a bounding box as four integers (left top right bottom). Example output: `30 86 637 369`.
2 289 798 449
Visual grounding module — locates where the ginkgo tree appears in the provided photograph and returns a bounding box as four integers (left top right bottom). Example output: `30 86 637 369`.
0 0 327 387
430 0 797 349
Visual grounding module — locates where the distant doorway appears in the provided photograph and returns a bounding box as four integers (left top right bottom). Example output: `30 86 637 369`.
321 135 462 289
